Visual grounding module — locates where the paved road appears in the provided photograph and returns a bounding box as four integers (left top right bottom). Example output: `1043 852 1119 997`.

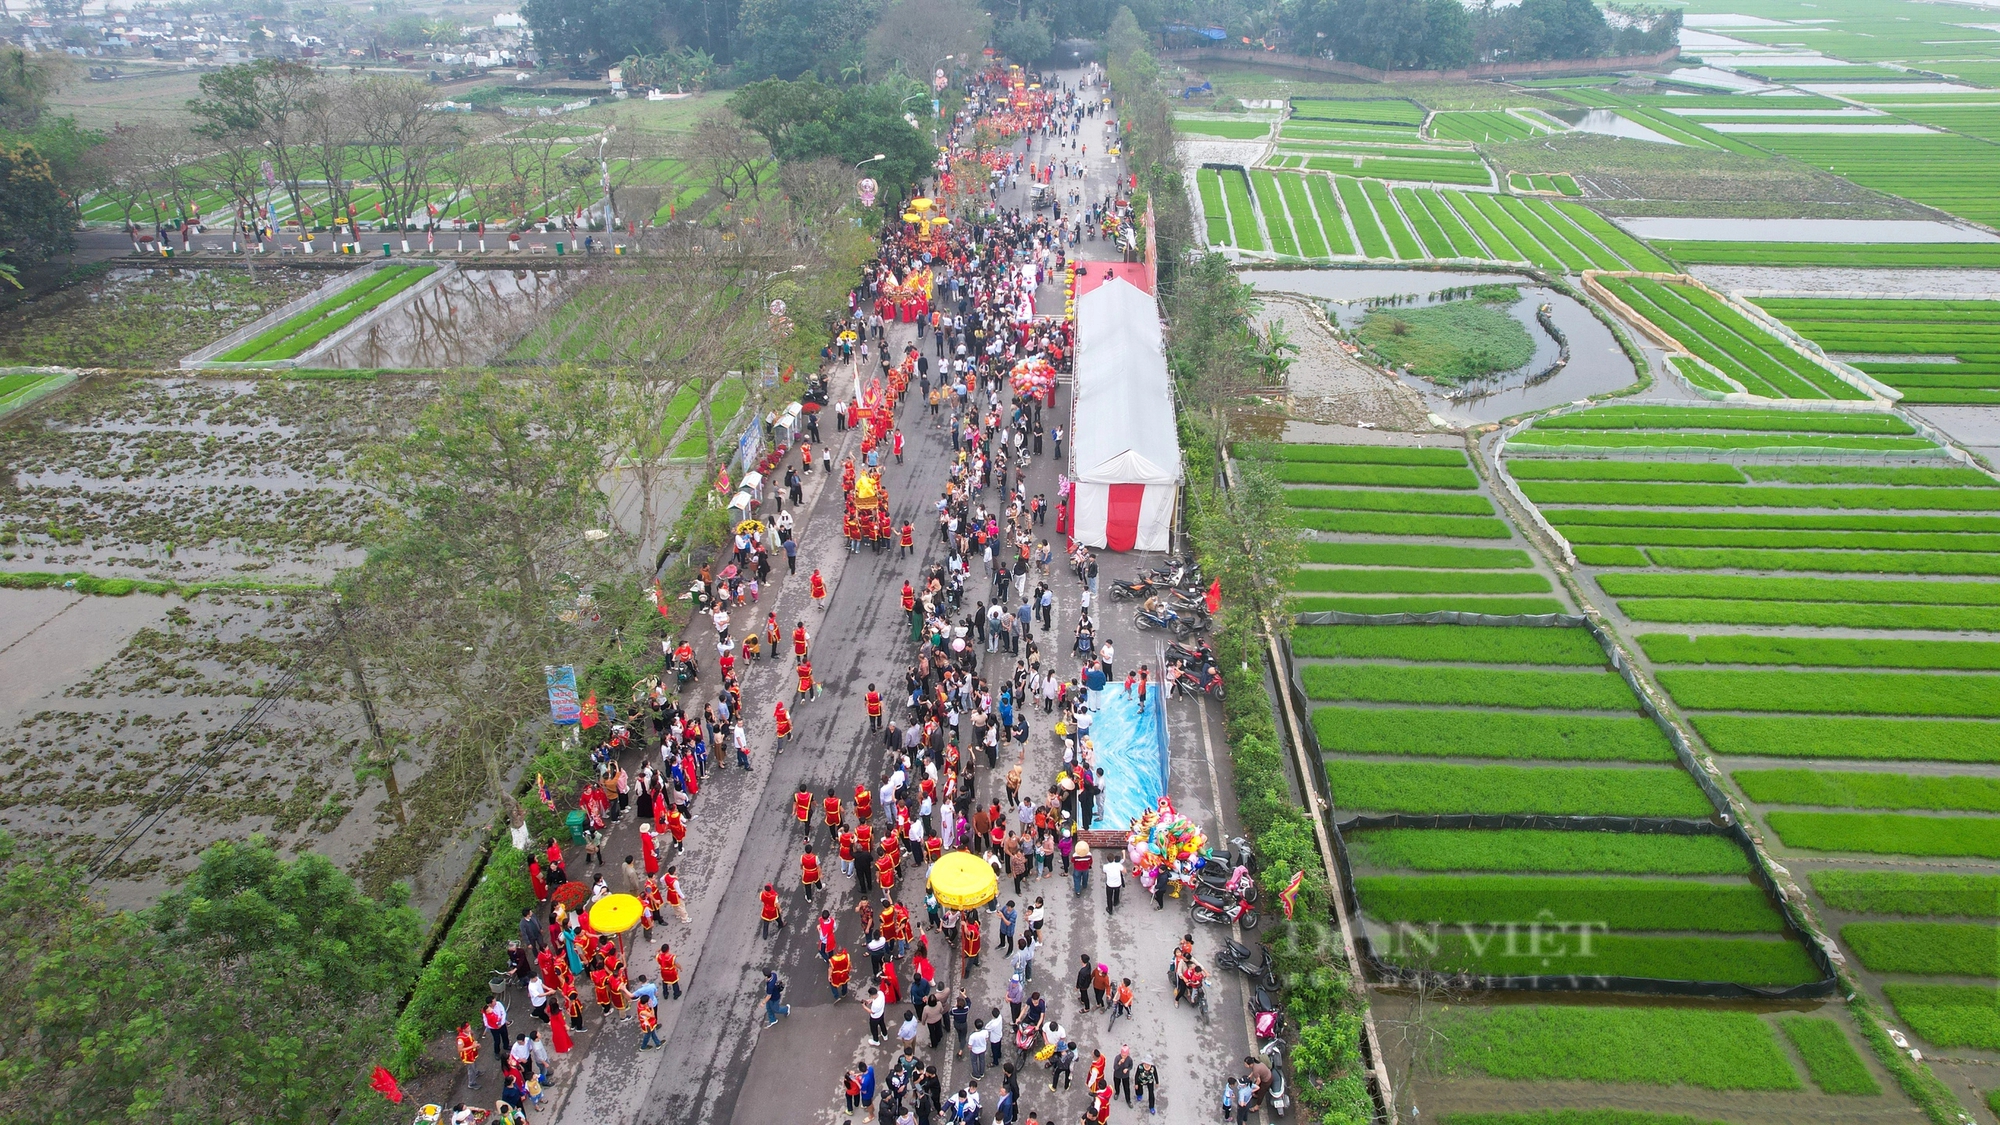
513 69 1269 1125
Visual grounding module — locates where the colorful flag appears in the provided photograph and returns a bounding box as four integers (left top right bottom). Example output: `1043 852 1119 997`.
370 1066 404 1103
1205 579 1222 616
579 692 600 730
1278 870 1305 920
537 773 557 814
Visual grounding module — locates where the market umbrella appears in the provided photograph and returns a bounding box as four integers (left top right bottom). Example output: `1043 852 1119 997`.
927 850 998 911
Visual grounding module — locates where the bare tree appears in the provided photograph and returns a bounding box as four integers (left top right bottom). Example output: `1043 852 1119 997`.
345 76 468 235
683 111 768 210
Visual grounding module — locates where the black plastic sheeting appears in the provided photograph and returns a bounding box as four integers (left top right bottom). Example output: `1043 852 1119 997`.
1281 616 1841 1001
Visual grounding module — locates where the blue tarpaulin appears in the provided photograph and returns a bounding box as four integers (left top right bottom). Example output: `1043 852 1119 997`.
1085 685 1169 828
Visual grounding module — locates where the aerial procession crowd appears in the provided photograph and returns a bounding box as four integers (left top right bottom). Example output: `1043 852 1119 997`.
435 58 1273 1125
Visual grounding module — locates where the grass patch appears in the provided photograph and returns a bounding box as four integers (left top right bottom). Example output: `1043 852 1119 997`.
1811 870 2000 919
1266 461 1480 489
1767 811 2000 859
1284 487 1495 515
1434 1006 1803 1088
1236 442 1468 466
1883 984 2000 1050
1356 296 1535 384
1292 623 1598 663
1356 873 1786 931
1294 511 1514 538
1658 669 2000 718
1313 707 1673 762
1324 760 1712 817
1293 569 1552 595
1639 633 2000 671
1507 460 1746 483
1735 768 2000 813
1694 715 2000 765
1301 543 1532 569
1520 480 2000 511
1302 664 1636 710
1842 922 1999 977
1290 595 1567 615
1344 828 1750 876
1777 1017 1882 1096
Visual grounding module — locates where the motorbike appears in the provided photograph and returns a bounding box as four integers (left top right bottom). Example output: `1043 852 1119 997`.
1135 606 1206 638
1167 661 1224 700
1190 883 1260 930
1107 577 1156 601
1260 1040 1291 1118
1218 939 1279 990
1165 638 1218 669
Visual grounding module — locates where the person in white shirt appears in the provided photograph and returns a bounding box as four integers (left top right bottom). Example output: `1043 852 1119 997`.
1103 857 1126 915
966 1024 989 1079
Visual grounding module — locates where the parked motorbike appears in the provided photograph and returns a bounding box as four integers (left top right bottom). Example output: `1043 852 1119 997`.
1165 639 1218 668
1107 577 1156 601
1190 883 1260 930
1135 606 1206 638
1167 661 1224 700
1217 939 1280 990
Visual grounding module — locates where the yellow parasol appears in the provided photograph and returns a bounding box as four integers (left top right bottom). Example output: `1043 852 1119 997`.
927 851 998 911
588 893 644 935
736 519 766 535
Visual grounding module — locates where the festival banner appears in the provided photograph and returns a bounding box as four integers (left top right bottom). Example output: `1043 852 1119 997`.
545 664 582 725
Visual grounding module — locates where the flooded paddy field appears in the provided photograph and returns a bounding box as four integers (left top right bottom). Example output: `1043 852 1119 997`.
0 267 330 370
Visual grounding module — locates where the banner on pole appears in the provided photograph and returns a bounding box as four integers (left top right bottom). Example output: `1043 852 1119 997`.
545 664 581 725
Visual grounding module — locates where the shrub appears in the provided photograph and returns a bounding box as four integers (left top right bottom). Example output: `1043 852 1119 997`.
1400 931 1822 985
1506 460 1746 483
1604 573 2000 606
1433 1006 1804 1089
1290 595 1567 615
1766 811 2000 859
1236 442 1466 466
389 842 535 1075
1267 461 1480 489
1293 568 1552 594
1346 828 1750 876
1842 922 2000 977
1735 768 2000 813
1324 760 1713 817
1810 870 2000 918
1302 543 1531 569
1292 624 1600 664
1354 873 1786 931
1693 715 2000 764
1883 984 2000 1050
1641 634 2000 671
1657 669 2000 718
1354 299 1536 383
1302 664 1637 710
1292 510 1515 538
1777 1016 1882 1096
1313 706 1672 762
1284 487 1495 515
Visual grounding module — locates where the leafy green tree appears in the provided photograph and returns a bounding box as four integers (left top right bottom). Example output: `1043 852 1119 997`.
994 16 1053 65
727 77 931 202
0 46 64 131
734 0 880 80
0 142 73 263
1511 0 1611 60
1296 0 1473 70
186 59 322 228
521 0 672 64
0 832 421 1124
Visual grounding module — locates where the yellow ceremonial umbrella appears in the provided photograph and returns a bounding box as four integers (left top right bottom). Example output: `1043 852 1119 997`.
589 893 644 934
928 851 998 911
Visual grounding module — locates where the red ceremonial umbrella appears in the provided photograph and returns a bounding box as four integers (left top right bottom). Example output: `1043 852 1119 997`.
551 881 591 910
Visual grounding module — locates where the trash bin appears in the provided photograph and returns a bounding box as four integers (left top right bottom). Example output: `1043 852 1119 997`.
565 808 586 844
382 242 392 258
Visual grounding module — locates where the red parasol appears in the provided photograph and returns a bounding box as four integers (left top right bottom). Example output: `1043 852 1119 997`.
551 881 590 909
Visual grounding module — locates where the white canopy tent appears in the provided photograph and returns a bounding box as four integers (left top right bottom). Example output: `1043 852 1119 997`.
1068 270 1179 552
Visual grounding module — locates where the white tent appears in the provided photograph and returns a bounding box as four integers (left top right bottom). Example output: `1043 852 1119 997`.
1068 271 1179 552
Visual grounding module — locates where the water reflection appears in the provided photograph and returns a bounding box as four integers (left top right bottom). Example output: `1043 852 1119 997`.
319 269 579 369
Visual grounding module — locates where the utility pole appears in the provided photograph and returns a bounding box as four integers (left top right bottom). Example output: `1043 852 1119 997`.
598 128 616 238
332 596 406 826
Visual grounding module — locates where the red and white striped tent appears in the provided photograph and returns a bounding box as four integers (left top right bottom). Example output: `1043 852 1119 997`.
1068 264 1179 552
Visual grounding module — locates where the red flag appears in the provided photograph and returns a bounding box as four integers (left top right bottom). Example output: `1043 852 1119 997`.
1277 870 1305 920
1204 579 1221 616
370 1067 404 1103
579 692 599 730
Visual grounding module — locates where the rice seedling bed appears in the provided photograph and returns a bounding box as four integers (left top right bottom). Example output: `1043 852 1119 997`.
1656 242 2000 268
1842 921 1997 977
1576 546 1649 567
1466 192 1565 271
1291 594 1567 615
1300 543 1533 570
1345 828 1751 876
1420 930 1821 984
215 265 434 363
1313 707 1674 762
1409 189 1487 258
1176 118 1272 139
1645 546 2000 576
1248 171 1301 256
1294 568 1554 595
1496 194 1597 271
1695 715 2000 764
1881 984 2000 1049
1776 1017 1882 1096
1639 633 2000 671
1434 111 1546 142
1218 168 1265 251
1735 768 2000 813
1274 173 1328 258
1811 871 2000 919
1601 572 2000 607
1622 598 2000 630
1391 187 1457 258
1237 441 1468 466
1293 623 1597 662
1743 464 1998 487
1545 507 2000 534
1265 461 1479 488
1440 190 1522 262
1355 873 1788 931
1658 668 2000 717
1525 403 1916 433
1336 176 1394 259
1290 97 1428 127
1510 432 1938 453
1324 760 1713 817
1552 202 1673 272
1508 461 1747 483
1196 167 1231 246
1432 1006 1803 1089
1284 487 1496 515
1766 811 2000 859
1302 175 1356 255
1302 664 1639 710
1524 480 2000 511
1361 179 1424 258
1295 511 1515 538
1598 277 1864 400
